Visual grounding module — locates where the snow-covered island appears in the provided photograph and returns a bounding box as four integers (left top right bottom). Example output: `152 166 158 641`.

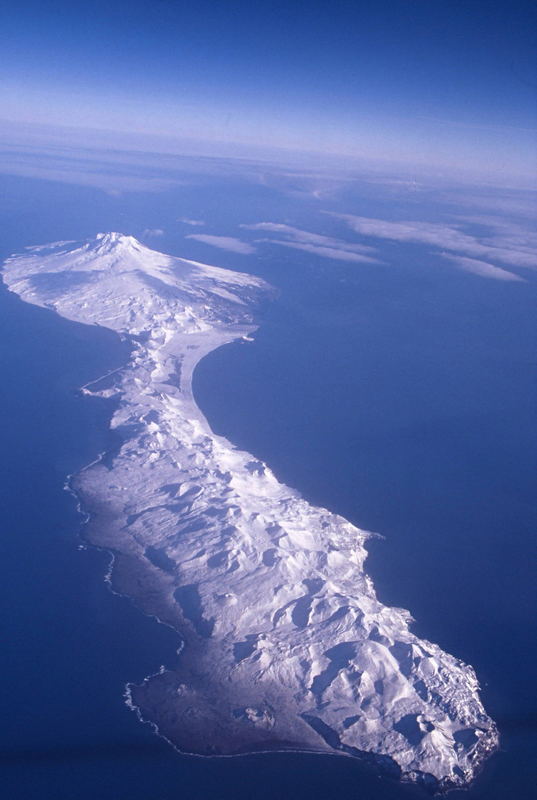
3 233 498 790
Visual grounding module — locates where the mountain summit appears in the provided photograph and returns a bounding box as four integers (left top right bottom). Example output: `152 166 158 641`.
4 233 269 335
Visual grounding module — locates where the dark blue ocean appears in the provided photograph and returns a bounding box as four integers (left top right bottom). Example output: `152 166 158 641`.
1 169 535 799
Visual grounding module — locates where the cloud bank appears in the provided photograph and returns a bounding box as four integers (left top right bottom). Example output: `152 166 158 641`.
245 212 535 283
330 213 536 276
257 239 379 263
242 222 380 264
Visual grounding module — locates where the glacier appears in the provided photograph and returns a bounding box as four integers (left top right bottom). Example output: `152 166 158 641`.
2 232 498 789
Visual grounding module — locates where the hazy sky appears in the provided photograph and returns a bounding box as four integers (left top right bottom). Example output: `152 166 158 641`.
1 1 536 180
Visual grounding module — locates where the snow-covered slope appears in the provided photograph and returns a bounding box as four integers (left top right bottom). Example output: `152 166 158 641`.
3 234 498 789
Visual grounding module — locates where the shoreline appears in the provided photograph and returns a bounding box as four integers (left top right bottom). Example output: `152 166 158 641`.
69 328 497 793
69 345 396 784
2 233 499 791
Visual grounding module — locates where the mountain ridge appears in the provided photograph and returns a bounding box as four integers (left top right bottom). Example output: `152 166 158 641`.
2 234 499 790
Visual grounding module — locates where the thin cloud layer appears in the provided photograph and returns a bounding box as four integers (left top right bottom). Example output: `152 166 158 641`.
243 222 376 254
185 234 256 254
178 218 205 226
330 213 536 274
441 192 537 219
245 213 534 282
142 228 165 237
451 215 537 256
243 222 380 263
441 255 525 282
257 239 379 263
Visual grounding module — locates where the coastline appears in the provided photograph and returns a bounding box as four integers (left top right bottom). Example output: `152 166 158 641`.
68 322 497 793
2 234 499 791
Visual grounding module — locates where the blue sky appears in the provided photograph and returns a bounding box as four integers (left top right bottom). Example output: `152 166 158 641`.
1 1 535 180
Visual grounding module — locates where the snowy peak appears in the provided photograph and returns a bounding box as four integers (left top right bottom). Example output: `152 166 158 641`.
1 233 498 789
18 232 175 276
92 231 147 257
95 231 136 245
3 233 270 336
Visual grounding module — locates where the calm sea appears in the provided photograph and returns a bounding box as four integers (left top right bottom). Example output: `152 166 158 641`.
1 171 535 799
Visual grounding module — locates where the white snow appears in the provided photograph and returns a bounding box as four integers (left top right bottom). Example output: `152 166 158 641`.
2 233 498 789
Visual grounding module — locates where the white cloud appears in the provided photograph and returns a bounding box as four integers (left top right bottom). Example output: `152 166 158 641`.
452 215 537 255
441 255 525 282
256 239 379 263
242 222 381 265
243 213 536 280
242 222 376 254
178 218 205 226
142 228 164 237
330 213 537 272
185 234 256 254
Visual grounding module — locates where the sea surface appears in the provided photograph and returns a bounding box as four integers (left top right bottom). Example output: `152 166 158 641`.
1 169 535 799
